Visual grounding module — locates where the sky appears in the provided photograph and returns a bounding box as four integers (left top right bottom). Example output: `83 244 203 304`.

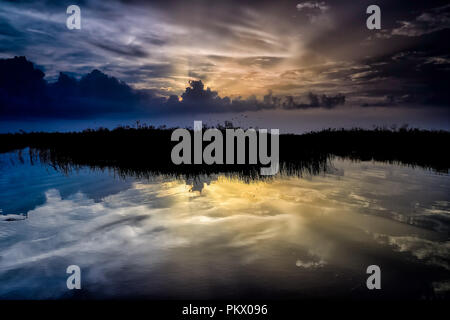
0 0 449 132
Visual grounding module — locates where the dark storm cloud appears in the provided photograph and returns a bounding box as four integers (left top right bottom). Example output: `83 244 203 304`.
0 56 138 119
0 56 347 119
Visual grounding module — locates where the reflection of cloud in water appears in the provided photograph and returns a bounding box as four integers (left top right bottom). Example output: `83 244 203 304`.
296 250 327 268
372 234 450 271
0 158 449 299
296 259 326 268
433 280 450 298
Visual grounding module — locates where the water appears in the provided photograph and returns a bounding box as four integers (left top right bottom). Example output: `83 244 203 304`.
0 151 449 300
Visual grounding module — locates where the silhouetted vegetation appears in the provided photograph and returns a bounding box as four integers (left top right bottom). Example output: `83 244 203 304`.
0 126 448 180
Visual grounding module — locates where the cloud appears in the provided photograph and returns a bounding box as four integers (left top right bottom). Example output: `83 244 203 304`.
0 56 143 118
0 0 334 96
392 5 450 37
1 0 449 120
89 40 150 58
280 92 345 109
355 49 450 107
168 80 346 113
3 52 449 122
296 2 329 12
296 1 330 24
0 56 348 119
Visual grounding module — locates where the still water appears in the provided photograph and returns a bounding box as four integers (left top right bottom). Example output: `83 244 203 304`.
0 151 449 300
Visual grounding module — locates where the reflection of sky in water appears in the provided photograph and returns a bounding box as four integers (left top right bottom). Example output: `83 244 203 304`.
0 152 449 299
